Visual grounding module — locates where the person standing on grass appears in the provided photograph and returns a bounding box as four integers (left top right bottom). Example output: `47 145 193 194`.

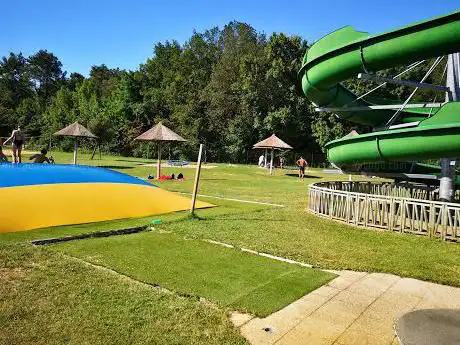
279 156 285 169
296 156 308 179
258 154 265 167
3 125 24 163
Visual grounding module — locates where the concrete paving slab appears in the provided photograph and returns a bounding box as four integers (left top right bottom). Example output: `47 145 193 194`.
240 317 278 345
389 278 433 298
230 312 254 327
335 319 395 345
276 318 347 345
240 293 332 344
334 290 377 310
313 299 364 326
326 272 365 290
309 285 341 298
233 270 460 345
346 274 399 298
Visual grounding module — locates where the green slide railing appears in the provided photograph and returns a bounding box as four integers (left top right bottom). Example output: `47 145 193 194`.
299 11 460 166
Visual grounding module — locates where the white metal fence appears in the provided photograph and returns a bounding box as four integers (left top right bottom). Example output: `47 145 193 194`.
309 181 460 242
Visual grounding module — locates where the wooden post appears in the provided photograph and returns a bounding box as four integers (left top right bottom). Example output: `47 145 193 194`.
269 148 274 175
90 143 97 160
264 148 267 168
191 144 204 217
156 142 162 179
73 138 78 165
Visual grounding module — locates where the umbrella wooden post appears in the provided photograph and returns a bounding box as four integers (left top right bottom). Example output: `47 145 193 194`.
134 122 187 178
73 138 78 165
191 144 204 217
253 134 293 173
156 142 162 179
270 148 274 175
264 148 267 167
54 122 97 164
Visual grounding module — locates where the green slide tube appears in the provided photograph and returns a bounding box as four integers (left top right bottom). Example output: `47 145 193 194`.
299 11 460 166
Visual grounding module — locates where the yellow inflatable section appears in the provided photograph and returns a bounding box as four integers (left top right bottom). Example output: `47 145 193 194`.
0 164 213 233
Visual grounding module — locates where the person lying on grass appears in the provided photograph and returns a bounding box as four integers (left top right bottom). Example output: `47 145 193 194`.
29 149 54 164
0 146 9 163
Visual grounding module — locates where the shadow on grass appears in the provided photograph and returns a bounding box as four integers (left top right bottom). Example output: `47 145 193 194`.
115 159 153 165
205 215 288 222
95 165 134 170
284 173 320 178
194 207 275 221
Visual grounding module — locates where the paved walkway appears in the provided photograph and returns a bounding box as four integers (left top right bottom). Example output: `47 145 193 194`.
231 270 460 345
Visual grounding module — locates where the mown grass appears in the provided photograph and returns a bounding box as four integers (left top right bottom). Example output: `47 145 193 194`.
39 151 460 287
3 151 460 344
50 232 334 317
0 242 247 345
0 198 267 243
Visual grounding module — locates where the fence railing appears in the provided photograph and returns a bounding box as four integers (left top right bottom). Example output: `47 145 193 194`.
309 181 460 242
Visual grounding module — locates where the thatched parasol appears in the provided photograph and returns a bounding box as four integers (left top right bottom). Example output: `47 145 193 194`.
54 122 97 165
135 122 187 179
253 134 293 175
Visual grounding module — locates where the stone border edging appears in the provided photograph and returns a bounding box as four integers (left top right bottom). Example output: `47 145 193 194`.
31 225 148 245
204 239 313 268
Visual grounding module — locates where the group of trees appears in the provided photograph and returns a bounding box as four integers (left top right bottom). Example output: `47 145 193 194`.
0 21 445 163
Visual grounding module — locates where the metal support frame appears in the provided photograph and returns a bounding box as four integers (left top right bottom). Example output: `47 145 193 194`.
315 102 445 112
358 73 449 92
347 60 426 106
385 56 444 127
388 121 420 130
439 53 459 202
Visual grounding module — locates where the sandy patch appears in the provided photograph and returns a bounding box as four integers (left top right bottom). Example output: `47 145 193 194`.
0 267 28 282
2 149 40 155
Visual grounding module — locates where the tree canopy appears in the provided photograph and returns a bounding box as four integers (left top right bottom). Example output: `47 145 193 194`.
1 21 443 162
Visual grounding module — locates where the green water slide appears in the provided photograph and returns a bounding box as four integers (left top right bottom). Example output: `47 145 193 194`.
299 11 460 166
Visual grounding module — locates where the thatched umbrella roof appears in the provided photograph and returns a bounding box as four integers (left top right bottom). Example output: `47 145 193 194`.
253 134 293 175
342 130 359 139
54 122 97 164
135 122 187 179
54 122 97 138
134 122 186 142
253 134 293 150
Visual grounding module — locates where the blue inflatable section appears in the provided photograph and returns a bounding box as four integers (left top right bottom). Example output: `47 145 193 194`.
0 164 156 188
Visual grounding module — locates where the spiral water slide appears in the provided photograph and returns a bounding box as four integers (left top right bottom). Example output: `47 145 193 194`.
299 11 460 167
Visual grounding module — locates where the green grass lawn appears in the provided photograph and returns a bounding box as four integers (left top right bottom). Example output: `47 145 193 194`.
3 151 460 344
50 232 334 317
0 242 246 345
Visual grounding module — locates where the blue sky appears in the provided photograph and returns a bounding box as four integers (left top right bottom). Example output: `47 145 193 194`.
1 1 458 75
